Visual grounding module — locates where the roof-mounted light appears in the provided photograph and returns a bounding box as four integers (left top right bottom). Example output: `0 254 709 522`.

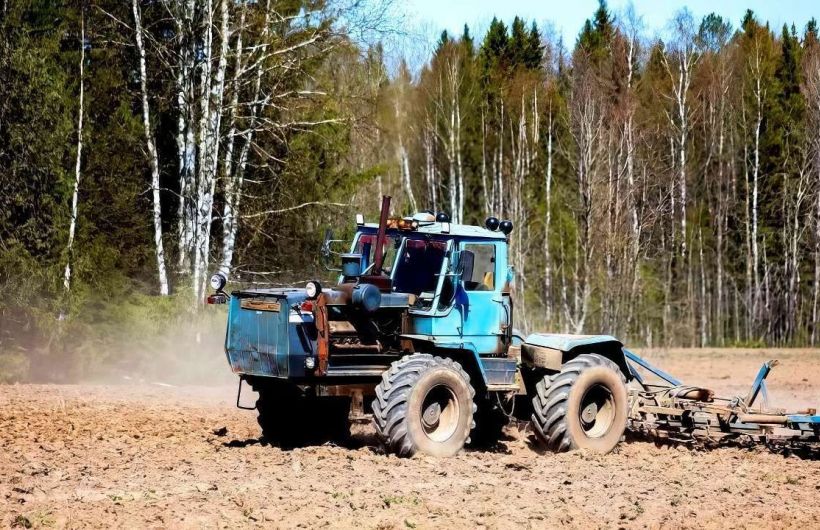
385 218 419 231
436 212 451 223
355 213 364 226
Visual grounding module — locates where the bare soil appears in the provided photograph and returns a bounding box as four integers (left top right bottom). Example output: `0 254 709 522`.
2 349 820 529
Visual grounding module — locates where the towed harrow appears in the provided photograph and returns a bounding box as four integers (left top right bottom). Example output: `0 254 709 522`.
625 352 820 452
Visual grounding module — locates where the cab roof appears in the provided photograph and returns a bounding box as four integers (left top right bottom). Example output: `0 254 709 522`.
360 222 507 240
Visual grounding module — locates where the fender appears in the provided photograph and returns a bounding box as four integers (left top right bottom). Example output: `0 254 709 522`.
399 334 517 388
521 333 632 379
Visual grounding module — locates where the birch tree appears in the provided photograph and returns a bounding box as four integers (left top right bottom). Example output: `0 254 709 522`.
63 12 85 292
661 10 698 265
565 65 604 333
740 12 777 334
132 0 170 295
804 28 820 343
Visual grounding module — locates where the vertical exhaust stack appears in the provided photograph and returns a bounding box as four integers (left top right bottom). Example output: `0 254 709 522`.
373 195 391 275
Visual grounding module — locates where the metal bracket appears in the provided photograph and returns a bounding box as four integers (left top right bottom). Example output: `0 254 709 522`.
744 360 778 409
623 349 682 386
236 377 256 410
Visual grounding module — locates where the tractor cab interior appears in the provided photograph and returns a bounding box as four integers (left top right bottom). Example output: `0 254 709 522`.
354 234 399 275
392 239 448 305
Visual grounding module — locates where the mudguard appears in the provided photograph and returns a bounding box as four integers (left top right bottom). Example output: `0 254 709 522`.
521 333 629 376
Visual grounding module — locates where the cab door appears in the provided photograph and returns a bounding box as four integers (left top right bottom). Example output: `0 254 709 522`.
457 241 507 354
428 240 507 354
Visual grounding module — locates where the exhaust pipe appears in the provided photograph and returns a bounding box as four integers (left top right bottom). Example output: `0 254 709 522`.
372 195 391 275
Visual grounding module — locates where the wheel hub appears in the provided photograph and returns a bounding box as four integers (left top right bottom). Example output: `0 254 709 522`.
581 402 599 425
579 383 616 438
420 384 460 442
422 402 442 429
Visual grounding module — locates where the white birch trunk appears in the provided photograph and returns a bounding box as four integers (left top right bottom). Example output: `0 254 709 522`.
63 14 85 292
544 104 553 323
220 3 271 277
752 75 762 323
193 0 230 302
481 109 490 215
133 0 170 296
173 0 196 272
218 7 245 278
423 124 437 210
192 0 214 301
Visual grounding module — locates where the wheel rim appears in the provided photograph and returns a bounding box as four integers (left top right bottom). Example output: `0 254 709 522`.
420 384 460 442
579 383 616 438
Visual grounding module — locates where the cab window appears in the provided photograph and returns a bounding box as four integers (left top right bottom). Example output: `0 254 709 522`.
392 238 448 296
355 233 399 274
461 243 495 291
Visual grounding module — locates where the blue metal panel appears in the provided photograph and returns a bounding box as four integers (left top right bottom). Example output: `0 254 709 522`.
524 333 622 352
482 358 517 385
786 415 820 424
225 291 310 378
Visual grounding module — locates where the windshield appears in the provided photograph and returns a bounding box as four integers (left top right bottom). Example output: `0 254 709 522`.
354 233 399 275
392 238 447 295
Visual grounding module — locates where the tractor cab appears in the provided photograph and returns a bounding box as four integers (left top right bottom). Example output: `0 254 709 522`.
335 205 515 358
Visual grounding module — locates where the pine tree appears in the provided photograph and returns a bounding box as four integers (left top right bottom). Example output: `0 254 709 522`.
577 0 613 64
524 21 543 69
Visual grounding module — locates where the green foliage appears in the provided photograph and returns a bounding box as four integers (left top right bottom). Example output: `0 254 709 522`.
5 0 820 385
698 14 732 51
577 0 614 64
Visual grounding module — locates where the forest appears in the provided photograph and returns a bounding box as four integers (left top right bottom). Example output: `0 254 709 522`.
1 0 820 382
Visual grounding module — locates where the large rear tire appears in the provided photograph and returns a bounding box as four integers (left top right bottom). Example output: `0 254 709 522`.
255 381 350 448
373 354 475 457
530 353 627 453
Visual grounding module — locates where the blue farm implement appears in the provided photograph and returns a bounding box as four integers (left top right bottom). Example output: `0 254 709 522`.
208 196 820 457
625 355 820 450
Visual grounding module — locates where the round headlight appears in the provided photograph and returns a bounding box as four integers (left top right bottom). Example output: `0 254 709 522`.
305 280 322 299
210 272 227 291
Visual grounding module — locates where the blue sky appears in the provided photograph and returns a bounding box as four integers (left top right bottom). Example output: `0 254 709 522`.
401 0 818 49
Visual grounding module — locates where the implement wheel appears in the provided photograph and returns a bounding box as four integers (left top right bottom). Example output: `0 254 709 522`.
254 381 349 448
373 354 475 457
531 353 627 453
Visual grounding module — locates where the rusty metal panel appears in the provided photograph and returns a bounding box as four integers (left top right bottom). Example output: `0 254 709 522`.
521 343 562 370
314 293 330 376
240 299 281 312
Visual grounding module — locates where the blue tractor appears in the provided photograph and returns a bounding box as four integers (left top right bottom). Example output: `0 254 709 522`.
209 196 634 457
209 196 820 456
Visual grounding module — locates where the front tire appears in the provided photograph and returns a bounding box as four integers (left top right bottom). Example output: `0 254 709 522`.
373 354 475 457
531 354 627 453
